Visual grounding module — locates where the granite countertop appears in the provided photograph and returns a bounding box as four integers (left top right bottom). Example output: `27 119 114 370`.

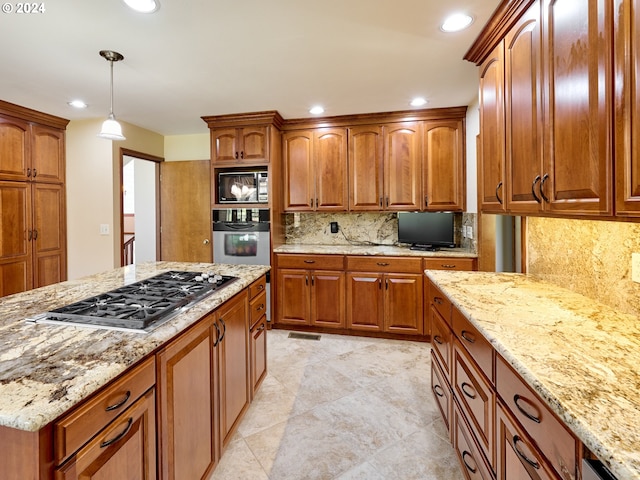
426 270 640 480
274 243 477 258
0 261 270 433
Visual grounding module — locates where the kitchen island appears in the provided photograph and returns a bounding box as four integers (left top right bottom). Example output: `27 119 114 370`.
0 261 269 479
427 270 640 480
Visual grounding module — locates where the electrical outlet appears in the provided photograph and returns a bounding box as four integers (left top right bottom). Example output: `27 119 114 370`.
100 224 110 235
293 212 300 228
632 253 640 283
467 226 473 239
330 222 339 234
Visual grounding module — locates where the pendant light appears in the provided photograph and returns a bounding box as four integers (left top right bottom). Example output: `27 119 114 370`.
98 50 126 141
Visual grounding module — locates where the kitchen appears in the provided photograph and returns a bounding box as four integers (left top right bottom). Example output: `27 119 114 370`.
1 0 640 479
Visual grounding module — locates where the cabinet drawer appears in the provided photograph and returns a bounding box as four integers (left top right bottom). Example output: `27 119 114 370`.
431 352 452 439
346 255 422 273
453 307 493 383
496 355 578 480
249 290 267 328
424 257 477 271
452 401 494 480
54 356 156 464
453 342 494 471
431 305 453 380
248 275 267 300
277 254 345 270
429 281 452 325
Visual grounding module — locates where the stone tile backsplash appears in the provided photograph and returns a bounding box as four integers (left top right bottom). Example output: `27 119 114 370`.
284 212 477 252
527 216 640 317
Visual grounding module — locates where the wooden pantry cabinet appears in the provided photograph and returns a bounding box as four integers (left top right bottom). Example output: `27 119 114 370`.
0 103 68 297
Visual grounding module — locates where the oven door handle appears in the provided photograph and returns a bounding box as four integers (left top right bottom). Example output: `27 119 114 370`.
218 222 258 231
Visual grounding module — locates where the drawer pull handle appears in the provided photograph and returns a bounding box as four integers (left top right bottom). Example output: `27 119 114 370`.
258 323 266 331
512 435 540 469
258 284 264 290
441 264 456 269
461 330 476 343
100 417 133 448
256 304 265 311
433 296 443 305
462 451 477 474
213 321 221 347
433 384 445 398
304 259 316 264
218 318 226 342
514 394 542 424
433 335 444 345
105 390 131 411
460 382 477 399
377 262 390 266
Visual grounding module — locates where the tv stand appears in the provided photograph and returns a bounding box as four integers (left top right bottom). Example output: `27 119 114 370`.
410 244 440 252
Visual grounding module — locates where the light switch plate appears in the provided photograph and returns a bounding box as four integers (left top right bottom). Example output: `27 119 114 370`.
632 253 640 283
100 224 110 235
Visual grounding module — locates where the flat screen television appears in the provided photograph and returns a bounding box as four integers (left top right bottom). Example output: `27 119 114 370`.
397 212 455 250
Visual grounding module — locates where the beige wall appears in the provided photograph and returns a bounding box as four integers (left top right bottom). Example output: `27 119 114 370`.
527 217 640 317
66 119 165 279
164 133 209 161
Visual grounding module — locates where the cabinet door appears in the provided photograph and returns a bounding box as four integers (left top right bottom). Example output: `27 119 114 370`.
276 268 310 325
346 272 383 332
0 116 30 181
348 125 384 210
0 181 32 296
283 131 314 210
384 273 423 335
615 0 640 215
32 183 66 288
505 2 544 213
383 122 421 210
310 270 345 328
250 315 267 399
212 128 240 162
422 120 465 211
31 124 65 183
496 401 558 480
158 316 217 480
240 126 268 162
478 42 506 212
542 0 613 215
314 128 348 210
217 292 250 451
57 389 156 480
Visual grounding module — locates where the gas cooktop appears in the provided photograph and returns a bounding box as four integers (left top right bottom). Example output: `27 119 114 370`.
29 271 238 333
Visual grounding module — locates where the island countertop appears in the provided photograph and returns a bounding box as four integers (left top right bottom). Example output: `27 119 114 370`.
426 270 640 480
0 261 269 433
274 243 477 258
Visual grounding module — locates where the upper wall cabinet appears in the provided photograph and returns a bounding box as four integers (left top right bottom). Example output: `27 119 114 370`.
211 127 268 163
383 122 422 211
348 125 384 211
283 128 348 211
468 0 615 218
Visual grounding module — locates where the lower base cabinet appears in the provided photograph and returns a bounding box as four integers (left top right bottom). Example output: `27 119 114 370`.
453 401 494 480
250 314 267 398
56 389 157 480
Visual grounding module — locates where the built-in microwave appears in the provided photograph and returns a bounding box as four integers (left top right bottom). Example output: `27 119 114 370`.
218 170 268 204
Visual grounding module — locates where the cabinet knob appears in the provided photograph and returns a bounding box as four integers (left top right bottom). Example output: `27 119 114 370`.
240 151 244 159
203 239 210 245
27 168 31 177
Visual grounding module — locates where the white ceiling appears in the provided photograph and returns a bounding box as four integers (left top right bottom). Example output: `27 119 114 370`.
0 0 500 136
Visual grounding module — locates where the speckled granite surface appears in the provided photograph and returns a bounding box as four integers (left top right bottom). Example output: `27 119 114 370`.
274 244 477 258
426 270 640 480
0 261 269 432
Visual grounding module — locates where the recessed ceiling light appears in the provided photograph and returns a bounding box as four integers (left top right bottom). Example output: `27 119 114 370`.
309 106 325 115
410 97 428 107
68 100 88 109
441 13 474 32
122 0 159 13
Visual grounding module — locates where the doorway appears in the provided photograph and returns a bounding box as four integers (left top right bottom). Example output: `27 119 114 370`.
120 148 163 266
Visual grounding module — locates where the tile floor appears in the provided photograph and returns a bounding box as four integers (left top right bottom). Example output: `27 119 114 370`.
209 329 465 480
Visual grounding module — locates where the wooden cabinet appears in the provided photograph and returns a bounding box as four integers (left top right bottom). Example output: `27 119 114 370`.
276 254 346 328
348 125 384 210
216 291 250 451
422 120 465 211
55 389 156 480
157 314 218 480
504 1 545 214
431 352 453 439
478 42 506 213
211 126 268 163
424 257 477 272
615 0 640 215
346 256 423 335
0 105 67 297
452 402 495 480
250 314 267 399
383 122 422 211
283 128 348 211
